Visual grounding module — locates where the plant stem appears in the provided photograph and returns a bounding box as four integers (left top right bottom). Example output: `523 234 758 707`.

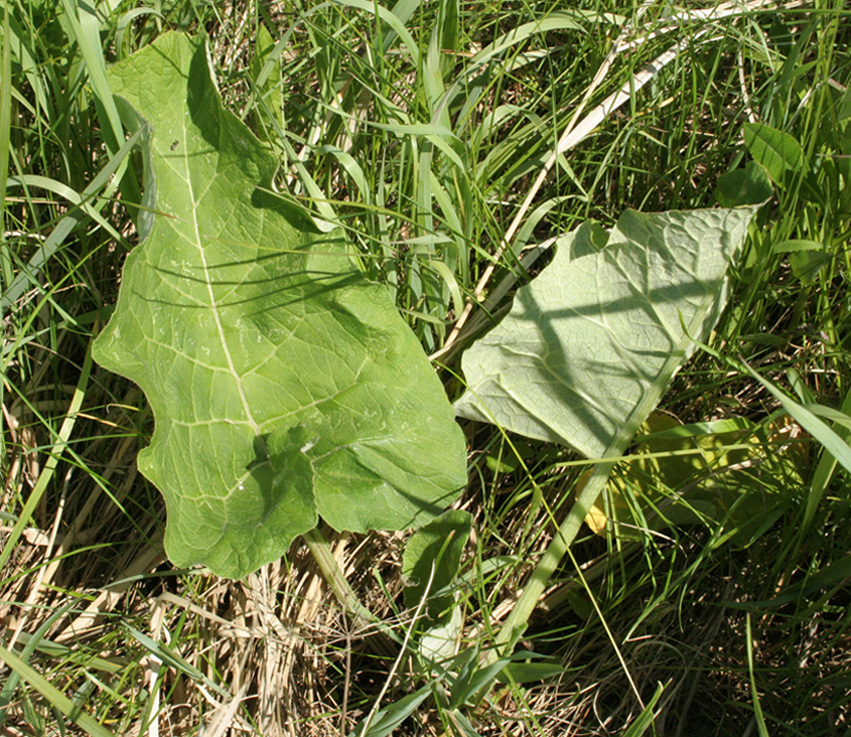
492 459 616 656
302 526 402 652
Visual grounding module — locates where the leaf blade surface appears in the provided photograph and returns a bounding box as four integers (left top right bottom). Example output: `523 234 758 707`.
454 207 756 459
93 33 466 578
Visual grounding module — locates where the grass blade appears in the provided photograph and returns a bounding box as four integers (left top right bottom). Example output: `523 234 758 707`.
803 386 851 529
0 126 142 313
0 643 116 737
0 343 92 572
744 364 851 476
746 614 770 737
0 0 11 239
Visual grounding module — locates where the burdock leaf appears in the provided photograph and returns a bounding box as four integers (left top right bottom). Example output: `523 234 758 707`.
93 33 466 578
455 207 756 460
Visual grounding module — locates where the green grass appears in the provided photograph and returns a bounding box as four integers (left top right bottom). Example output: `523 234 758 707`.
2 0 850 735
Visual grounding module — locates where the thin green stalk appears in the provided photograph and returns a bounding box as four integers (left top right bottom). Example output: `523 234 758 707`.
1 126 143 313
746 613 770 737
302 526 402 653
57 0 140 208
58 0 124 157
0 342 92 573
0 601 77 725
0 0 10 239
803 384 851 531
0 0 10 467
492 458 616 655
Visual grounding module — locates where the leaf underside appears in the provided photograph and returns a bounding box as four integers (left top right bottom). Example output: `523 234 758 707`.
93 33 466 579
454 207 757 460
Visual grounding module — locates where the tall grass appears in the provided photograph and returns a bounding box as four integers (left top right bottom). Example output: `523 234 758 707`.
1 0 850 735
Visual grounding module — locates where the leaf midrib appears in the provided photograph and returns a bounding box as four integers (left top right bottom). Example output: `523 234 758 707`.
183 127 264 447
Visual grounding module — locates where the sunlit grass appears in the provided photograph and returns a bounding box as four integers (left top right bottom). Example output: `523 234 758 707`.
1 0 850 734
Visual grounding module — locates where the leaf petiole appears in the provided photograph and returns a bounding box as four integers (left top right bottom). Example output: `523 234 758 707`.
302 527 402 655
489 458 617 659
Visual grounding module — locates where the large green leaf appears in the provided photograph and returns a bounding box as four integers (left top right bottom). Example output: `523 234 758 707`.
93 33 466 579
454 207 756 459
